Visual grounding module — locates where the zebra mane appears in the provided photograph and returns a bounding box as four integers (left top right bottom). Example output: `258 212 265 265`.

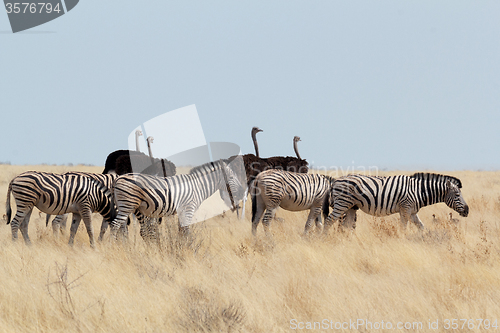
189 160 226 175
410 173 462 188
321 174 336 185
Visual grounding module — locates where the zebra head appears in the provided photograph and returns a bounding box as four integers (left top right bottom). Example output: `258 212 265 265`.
220 159 246 210
444 180 469 217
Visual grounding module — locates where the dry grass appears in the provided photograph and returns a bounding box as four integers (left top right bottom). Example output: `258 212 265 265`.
1 165 500 332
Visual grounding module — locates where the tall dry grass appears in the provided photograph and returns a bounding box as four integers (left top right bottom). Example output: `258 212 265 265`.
1 165 499 332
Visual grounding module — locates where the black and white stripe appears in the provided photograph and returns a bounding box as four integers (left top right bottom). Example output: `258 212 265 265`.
47 172 127 240
251 169 332 235
323 173 469 232
5 171 116 247
109 160 244 241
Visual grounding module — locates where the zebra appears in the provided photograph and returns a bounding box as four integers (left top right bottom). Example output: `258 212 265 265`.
46 172 128 241
109 159 244 241
251 169 333 236
322 173 469 233
5 171 117 247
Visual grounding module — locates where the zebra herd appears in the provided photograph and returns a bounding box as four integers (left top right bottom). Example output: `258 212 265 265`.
5 159 243 246
4 132 470 247
250 169 469 236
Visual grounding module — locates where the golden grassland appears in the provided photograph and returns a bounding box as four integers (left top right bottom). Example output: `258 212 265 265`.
1 165 500 332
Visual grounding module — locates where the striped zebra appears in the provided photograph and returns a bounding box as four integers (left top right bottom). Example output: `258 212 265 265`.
322 173 469 233
46 172 128 240
251 169 332 236
109 160 244 241
5 171 116 247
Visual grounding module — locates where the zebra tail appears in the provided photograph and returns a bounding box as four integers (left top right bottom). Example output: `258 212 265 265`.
109 182 118 222
5 181 12 224
251 180 257 223
109 196 118 222
322 189 330 221
46 214 51 227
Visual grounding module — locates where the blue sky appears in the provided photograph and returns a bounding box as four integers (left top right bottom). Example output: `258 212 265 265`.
1 1 499 170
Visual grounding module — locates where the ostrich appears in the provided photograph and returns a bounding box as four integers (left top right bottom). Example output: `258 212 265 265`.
237 127 309 220
262 134 309 174
99 135 176 239
236 127 267 219
102 130 144 174
113 135 176 177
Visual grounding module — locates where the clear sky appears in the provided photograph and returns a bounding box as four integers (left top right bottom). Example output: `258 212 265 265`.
1 1 499 171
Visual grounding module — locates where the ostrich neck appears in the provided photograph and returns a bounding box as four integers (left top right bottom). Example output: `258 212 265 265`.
294 140 302 160
147 140 155 163
135 134 141 152
252 132 260 158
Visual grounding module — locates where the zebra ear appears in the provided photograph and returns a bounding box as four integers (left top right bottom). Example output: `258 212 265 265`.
445 179 452 188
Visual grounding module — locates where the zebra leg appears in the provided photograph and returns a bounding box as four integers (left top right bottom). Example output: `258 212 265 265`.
118 216 130 239
251 196 266 236
59 213 69 235
98 217 108 241
261 207 278 236
10 205 32 243
323 212 335 234
178 209 195 237
110 212 132 240
410 213 425 230
399 211 410 229
314 216 323 233
304 206 322 235
323 205 350 235
341 209 357 229
240 187 249 220
51 214 69 237
19 210 33 245
99 215 129 241
140 216 161 242
68 214 83 246
80 206 96 248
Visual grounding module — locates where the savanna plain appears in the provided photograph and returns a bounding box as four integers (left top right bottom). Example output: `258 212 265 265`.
0 164 499 332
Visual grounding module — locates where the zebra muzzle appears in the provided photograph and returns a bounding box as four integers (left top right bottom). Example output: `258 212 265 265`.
459 205 469 217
